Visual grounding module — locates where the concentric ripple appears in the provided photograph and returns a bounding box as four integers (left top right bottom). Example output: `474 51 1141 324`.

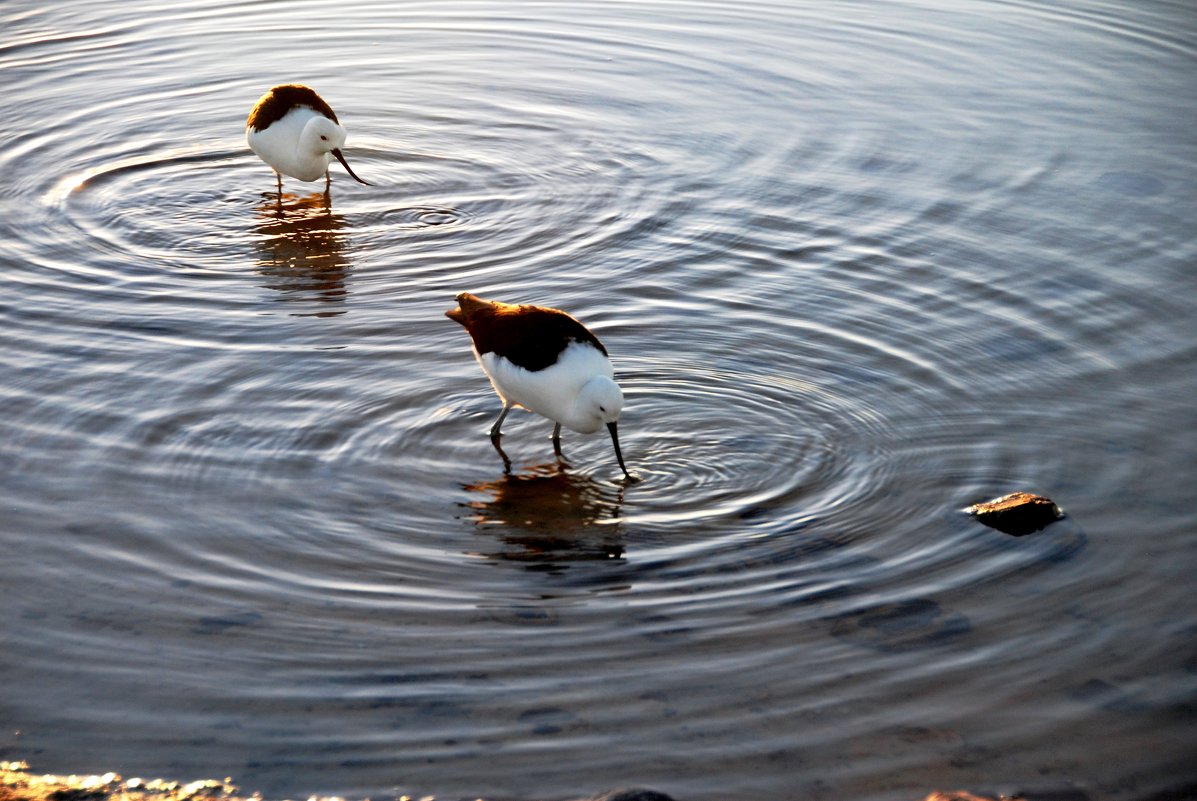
616 358 877 529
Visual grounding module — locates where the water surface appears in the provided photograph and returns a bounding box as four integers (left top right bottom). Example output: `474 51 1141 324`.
2 1 1196 799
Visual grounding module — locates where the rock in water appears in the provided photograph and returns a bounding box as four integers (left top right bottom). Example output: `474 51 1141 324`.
582 791 678 801
966 491 1064 536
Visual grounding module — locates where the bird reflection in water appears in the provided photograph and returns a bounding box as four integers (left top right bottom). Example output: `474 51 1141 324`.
253 191 351 317
462 452 626 566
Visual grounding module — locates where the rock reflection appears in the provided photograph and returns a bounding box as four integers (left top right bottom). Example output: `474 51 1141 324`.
253 191 350 316
462 459 625 565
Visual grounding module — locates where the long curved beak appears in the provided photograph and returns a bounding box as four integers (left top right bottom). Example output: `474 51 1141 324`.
331 148 372 185
607 421 636 481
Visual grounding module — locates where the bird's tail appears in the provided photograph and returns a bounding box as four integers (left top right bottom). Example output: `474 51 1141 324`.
445 292 497 326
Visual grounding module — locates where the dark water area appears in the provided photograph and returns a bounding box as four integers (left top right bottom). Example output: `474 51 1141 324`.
2 1 1196 800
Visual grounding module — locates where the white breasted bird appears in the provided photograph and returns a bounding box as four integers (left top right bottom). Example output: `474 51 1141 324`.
446 292 632 479
246 84 371 192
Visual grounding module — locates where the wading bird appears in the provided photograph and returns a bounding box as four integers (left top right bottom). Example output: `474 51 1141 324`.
446 292 633 479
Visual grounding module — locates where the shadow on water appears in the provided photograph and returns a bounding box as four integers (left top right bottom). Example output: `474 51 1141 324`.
460 457 626 566
252 191 351 316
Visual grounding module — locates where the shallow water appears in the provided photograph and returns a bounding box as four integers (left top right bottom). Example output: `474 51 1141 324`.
2 1 1196 799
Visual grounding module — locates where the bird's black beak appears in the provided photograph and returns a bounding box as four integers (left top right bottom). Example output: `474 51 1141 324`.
331 148 372 185
607 421 637 481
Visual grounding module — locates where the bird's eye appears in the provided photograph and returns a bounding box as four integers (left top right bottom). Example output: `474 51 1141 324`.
320 135 328 141
599 406 607 412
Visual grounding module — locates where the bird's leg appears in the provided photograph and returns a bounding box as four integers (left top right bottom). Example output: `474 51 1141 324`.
324 169 331 193
489 401 513 440
275 171 283 195
551 422 563 457
490 436 513 475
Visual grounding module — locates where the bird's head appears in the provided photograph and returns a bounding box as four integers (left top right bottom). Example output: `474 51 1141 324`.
575 376 634 480
302 115 348 156
574 376 624 432
302 116 371 185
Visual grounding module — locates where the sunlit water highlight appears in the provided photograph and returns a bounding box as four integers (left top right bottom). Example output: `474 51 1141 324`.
2 1 1196 800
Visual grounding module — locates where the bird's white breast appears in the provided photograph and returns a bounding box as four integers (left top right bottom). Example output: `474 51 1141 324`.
478 341 614 433
246 107 333 182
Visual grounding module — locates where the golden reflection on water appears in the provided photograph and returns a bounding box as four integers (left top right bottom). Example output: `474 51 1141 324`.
253 191 350 316
462 459 625 563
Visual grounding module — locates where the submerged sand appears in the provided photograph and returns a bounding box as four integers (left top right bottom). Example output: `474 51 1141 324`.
1 762 248 801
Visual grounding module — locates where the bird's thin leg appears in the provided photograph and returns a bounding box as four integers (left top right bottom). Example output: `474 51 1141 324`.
275 171 283 195
551 422 563 457
490 436 513 475
324 169 331 193
489 401 513 439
